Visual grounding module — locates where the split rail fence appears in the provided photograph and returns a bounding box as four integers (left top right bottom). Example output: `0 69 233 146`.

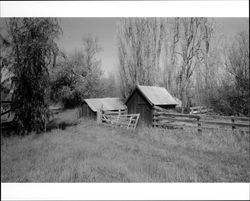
98 109 140 130
153 106 249 133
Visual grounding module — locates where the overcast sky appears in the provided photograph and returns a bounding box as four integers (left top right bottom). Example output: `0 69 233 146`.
56 18 118 76
1 18 249 76
55 18 248 76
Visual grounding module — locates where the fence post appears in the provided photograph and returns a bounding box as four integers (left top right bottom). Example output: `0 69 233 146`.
153 109 156 128
197 116 202 134
44 120 47 132
97 109 101 124
231 117 235 131
78 106 81 119
97 104 103 124
116 109 121 124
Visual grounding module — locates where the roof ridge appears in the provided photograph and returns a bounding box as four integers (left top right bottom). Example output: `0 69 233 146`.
134 84 178 106
138 84 164 88
84 97 120 100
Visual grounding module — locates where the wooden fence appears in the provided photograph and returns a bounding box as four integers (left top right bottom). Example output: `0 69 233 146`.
98 109 140 130
153 106 249 133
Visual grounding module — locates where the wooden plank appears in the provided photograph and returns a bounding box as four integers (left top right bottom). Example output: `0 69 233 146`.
1 109 13 116
200 120 249 128
153 122 249 131
105 114 138 118
232 116 250 121
153 112 200 119
103 110 127 115
105 115 132 119
133 114 140 129
200 114 250 122
154 118 249 128
116 121 133 126
153 116 197 123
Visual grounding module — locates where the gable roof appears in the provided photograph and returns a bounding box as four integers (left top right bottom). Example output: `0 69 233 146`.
126 85 178 106
84 97 127 112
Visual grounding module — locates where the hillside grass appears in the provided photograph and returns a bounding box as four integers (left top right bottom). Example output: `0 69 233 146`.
1 109 249 182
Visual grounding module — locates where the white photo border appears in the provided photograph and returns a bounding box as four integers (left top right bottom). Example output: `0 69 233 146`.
1 1 249 200
1 1 249 17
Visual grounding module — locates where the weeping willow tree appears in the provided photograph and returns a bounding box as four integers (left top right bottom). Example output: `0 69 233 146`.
7 18 61 134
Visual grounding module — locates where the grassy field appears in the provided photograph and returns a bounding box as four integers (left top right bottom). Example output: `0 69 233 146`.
1 109 249 182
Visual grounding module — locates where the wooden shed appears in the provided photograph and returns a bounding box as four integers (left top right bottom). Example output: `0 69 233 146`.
125 85 178 126
80 97 127 120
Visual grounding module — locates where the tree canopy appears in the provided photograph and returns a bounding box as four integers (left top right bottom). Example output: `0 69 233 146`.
7 18 61 134
50 35 103 108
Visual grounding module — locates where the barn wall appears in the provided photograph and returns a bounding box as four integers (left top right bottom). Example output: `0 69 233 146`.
82 103 87 117
126 89 153 126
81 102 96 120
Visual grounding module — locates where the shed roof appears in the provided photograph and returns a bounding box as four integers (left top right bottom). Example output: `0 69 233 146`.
127 85 178 106
84 98 127 112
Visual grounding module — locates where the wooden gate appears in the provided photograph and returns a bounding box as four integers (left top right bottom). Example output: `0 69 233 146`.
98 109 140 130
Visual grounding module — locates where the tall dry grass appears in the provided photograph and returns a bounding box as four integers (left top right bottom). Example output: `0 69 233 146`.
1 113 249 182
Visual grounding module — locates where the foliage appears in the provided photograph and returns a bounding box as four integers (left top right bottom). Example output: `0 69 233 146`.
226 31 249 97
98 73 121 98
209 31 249 116
1 31 13 101
117 18 165 99
197 30 249 116
50 36 103 108
7 18 61 134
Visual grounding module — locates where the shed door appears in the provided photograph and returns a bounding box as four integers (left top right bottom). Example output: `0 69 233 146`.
136 104 151 126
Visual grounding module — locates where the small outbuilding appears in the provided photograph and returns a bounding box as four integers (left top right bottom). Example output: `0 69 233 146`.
125 85 178 126
80 97 127 120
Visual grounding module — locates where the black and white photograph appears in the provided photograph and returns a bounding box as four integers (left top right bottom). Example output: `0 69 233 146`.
0 0 249 200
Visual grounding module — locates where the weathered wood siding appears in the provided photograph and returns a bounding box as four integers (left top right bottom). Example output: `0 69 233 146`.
126 88 153 126
81 102 96 120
